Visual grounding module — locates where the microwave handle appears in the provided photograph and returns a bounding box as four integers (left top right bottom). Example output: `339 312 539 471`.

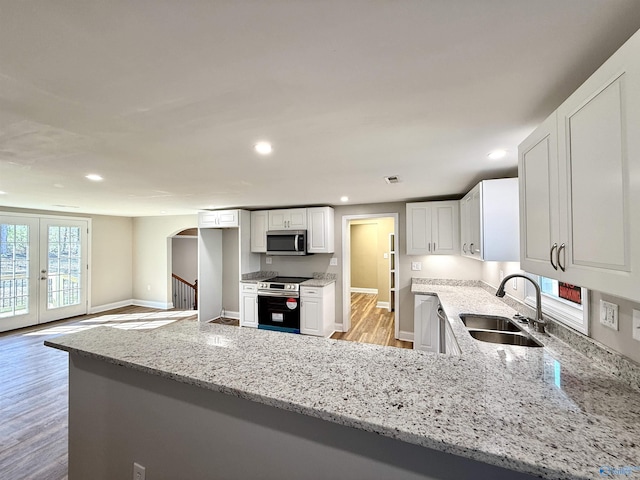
294 234 299 252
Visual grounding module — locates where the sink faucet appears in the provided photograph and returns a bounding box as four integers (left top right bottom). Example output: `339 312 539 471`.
496 274 546 333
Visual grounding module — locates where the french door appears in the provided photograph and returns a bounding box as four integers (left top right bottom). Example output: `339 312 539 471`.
0 214 88 332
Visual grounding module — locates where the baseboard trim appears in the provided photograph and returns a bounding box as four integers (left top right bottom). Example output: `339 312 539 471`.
222 310 240 320
350 288 378 294
398 330 414 342
132 299 174 310
89 299 134 314
376 301 390 309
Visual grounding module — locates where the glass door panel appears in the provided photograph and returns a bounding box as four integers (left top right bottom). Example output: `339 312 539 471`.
39 219 88 322
0 216 39 332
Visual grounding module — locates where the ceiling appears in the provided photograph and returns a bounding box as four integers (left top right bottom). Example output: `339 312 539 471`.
2 1 640 217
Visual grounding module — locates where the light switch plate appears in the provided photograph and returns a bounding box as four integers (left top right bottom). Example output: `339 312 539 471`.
411 262 422 271
600 300 619 331
329 257 338 266
633 309 640 341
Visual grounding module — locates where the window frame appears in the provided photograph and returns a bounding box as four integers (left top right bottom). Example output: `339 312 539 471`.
523 274 589 335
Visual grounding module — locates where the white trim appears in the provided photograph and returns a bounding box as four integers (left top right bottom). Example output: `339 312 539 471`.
222 310 240 320
89 299 134 314
351 287 378 294
398 330 414 342
376 301 390 309
524 278 589 335
132 299 174 310
342 213 400 338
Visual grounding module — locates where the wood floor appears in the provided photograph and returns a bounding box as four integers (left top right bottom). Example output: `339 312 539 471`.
331 293 413 349
0 306 197 480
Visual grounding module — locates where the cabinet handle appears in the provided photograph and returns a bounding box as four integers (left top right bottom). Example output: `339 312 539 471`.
550 243 558 270
433 242 436 251
469 243 474 254
462 243 467 253
428 242 431 252
558 243 566 272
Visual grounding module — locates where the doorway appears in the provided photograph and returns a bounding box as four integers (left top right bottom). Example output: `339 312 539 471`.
1 213 89 332
339 213 406 348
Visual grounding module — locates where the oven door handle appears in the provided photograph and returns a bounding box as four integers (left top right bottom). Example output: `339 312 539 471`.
258 291 300 298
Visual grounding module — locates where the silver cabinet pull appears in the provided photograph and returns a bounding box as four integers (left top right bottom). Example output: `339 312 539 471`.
558 243 566 272
550 243 558 270
462 243 467 253
433 242 436 251
469 243 474 254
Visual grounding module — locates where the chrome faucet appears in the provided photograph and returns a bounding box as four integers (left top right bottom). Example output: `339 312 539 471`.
496 274 546 333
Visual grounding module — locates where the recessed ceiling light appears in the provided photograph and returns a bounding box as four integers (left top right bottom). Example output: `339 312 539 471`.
254 142 273 155
487 149 507 160
85 174 103 181
340 196 349 202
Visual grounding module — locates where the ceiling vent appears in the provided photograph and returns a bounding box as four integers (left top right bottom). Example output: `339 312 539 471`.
384 175 400 184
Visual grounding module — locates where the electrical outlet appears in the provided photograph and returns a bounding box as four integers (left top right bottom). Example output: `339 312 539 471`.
133 462 145 480
330 257 338 266
383 252 389 259
411 262 422 271
633 309 640 341
512 278 517 290
600 300 619 331
265 257 272 265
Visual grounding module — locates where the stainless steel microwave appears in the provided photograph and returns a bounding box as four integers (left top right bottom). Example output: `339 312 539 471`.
266 230 308 255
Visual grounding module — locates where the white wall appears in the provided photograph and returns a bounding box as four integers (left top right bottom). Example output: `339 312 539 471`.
133 215 198 308
222 228 239 314
172 237 198 283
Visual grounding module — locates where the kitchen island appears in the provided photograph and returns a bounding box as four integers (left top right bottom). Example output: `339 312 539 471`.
46 284 640 480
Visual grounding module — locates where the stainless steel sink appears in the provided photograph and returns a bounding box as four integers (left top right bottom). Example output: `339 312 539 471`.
459 314 521 332
459 313 543 347
468 330 543 347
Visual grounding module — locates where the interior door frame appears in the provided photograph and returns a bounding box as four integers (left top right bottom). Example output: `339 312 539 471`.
0 211 92 328
341 213 399 337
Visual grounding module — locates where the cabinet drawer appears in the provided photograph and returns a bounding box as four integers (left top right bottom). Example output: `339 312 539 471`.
301 287 321 298
242 283 258 293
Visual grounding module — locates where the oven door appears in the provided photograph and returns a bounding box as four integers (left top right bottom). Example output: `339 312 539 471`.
258 293 301 333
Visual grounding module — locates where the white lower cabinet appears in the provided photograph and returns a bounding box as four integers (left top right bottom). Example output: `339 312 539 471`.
413 294 440 353
300 283 335 337
239 283 258 328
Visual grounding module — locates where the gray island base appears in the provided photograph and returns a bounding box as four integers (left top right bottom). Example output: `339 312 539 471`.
68 354 536 480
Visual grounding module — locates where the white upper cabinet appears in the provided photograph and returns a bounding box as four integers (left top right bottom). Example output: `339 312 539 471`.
406 201 459 255
250 211 268 253
519 29 640 302
198 210 239 228
307 207 335 254
268 208 307 230
460 178 519 261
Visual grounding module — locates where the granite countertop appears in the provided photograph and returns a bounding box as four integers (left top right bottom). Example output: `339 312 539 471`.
239 272 336 286
301 278 336 287
45 283 640 480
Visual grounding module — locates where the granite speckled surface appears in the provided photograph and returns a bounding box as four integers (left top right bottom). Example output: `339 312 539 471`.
302 272 337 287
46 283 640 480
240 271 278 282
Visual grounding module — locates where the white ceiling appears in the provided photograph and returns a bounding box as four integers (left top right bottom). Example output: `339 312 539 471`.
2 1 640 217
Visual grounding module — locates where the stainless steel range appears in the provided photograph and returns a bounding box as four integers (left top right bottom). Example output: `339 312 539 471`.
257 276 312 333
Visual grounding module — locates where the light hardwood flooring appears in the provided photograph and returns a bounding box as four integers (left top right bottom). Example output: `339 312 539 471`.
0 306 197 480
331 293 413 349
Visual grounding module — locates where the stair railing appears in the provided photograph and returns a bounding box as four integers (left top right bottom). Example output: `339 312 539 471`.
172 273 198 310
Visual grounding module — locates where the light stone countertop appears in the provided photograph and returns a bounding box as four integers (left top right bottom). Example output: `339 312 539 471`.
45 284 640 480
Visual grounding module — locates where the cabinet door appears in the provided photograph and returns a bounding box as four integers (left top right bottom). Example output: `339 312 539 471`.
413 295 439 353
198 211 219 228
241 293 258 328
268 210 286 230
307 207 334 254
406 203 432 255
557 69 635 294
468 187 482 257
459 196 471 256
519 112 561 278
216 210 239 227
250 211 268 253
301 296 322 335
287 208 308 229
431 201 459 255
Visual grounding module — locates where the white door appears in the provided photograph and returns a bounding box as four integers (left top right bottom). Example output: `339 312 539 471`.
0 216 39 331
0 215 88 332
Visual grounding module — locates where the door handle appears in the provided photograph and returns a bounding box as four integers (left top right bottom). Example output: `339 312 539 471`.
550 243 558 270
558 243 566 272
